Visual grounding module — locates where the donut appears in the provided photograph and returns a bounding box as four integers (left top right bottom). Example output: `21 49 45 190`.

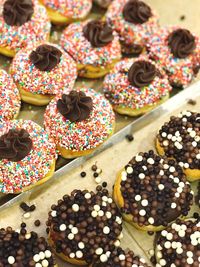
0 119 57 194
47 188 123 265
10 43 77 106
90 247 150 267
156 111 200 182
0 226 57 267
113 150 193 232
39 0 92 25
60 19 121 78
148 27 200 87
103 57 172 116
0 69 21 122
154 218 200 267
106 0 159 55
44 88 115 159
93 0 112 8
0 0 51 58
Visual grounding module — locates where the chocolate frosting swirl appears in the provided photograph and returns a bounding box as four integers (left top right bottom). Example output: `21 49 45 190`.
3 0 34 26
123 0 152 24
128 60 156 88
168 29 196 59
0 129 32 162
57 91 93 122
29 44 62 72
83 20 114 47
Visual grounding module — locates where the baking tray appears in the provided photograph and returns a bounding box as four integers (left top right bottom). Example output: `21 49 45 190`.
0 81 199 267
1 0 200 205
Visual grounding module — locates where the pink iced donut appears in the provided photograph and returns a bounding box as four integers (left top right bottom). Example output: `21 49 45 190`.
106 0 159 55
44 88 115 158
0 69 21 122
40 0 92 25
0 119 57 194
103 56 172 116
60 19 121 78
148 26 200 87
10 43 77 106
0 0 51 57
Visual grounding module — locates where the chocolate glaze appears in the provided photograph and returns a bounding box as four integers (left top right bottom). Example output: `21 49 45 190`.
168 29 196 58
128 60 156 88
3 0 34 26
0 129 32 162
83 20 114 47
57 91 93 122
29 44 62 72
123 0 152 24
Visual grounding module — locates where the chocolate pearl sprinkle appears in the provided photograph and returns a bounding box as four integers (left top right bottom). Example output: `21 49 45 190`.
92 246 150 267
47 189 123 264
120 150 193 228
0 226 56 266
155 218 200 267
157 111 200 170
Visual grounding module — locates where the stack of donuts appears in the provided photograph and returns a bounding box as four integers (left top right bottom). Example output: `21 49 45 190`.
0 1 199 266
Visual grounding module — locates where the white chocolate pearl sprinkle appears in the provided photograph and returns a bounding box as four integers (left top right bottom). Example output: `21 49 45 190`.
169 166 175 172
158 184 164 190
42 259 49 267
171 264 176 267
116 216 122 224
51 210 57 217
196 154 200 159
166 233 173 240
139 173 145 179
106 212 112 219
149 249 154 256
187 258 194 264
176 247 183 254
85 193 91 199
126 166 133 174
33 254 40 262
148 217 154 225
161 230 167 237
98 210 104 216
163 164 169 169
59 224 66 231
72 204 79 212
167 134 172 139
45 250 51 258
108 198 112 203
121 172 127 181
69 253 75 258
140 258 146 263
69 224 73 229
118 232 123 239
96 248 103 255
100 254 108 262
25 233 31 239
141 200 148 206
187 251 193 257
76 251 83 258
177 187 183 193
102 196 108 202
178 230 185 237
142 165 147 170
96 168 102 174
160 259 166 266
72 227 78 234
135 195 141 201
92 211 98 217
147 158 154 164
114 240 120 247
106 251 111 257
119 254 125 261
163 140 169 146
78 242 85 249
159 170 164 176
36 264 42 267
174 177 179 183
171 203 177 209
103 226 110 234
190 131 196 138
161 132 167 137
23 212 31 219
192 141 197 147
139 209 146 216
184 163 189 169
175 192 180 198
8 256 15 264
94 205 100 211
164 241 171 249
135 155 143 162
39 252 45 260
157 251 162 258
68 233 74 240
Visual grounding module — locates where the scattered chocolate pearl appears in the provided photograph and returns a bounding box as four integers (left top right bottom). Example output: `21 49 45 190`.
93 172 99 177
180 15 186 20
91 164 98 171
34 219 41 227
102 182 107 188
20 202 30 212
80 171 86 178
150 256 156 264
187 99 197 105
147 231 154 236
125 134 134 142
21 222 26 228
29 204 36 212
193 212 199 219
